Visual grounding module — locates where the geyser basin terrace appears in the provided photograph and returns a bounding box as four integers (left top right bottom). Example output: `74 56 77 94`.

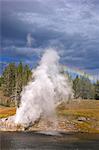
0 100 99 133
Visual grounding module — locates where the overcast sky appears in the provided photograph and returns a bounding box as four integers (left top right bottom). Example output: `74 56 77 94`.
0 0 99 76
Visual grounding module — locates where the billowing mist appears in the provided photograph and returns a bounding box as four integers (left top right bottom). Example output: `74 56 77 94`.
15 49 73 126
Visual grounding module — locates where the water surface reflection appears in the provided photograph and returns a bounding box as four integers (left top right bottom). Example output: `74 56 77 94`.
1 131 99 150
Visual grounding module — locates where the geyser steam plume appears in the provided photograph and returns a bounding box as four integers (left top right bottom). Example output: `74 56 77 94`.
15 49 73 125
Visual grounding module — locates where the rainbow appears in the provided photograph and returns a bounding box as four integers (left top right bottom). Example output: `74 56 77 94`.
63 65 95 82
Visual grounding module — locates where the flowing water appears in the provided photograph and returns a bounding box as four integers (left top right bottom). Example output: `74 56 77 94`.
1 131 99 150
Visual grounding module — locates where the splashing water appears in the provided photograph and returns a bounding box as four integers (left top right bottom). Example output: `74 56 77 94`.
15 49 73 126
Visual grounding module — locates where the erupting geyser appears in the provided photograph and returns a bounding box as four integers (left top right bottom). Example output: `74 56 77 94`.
15 49 73 126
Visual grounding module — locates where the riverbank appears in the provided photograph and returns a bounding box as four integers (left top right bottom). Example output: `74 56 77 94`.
0 100 99 133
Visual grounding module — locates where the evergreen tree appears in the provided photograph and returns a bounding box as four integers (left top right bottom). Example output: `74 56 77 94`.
15 62 24 106
73 76 95 99
15 63 32 107
94 80 99 100
0 62 32 107
2 63 16 97
23 64 32 86
73 76 81 98
80 77 95 99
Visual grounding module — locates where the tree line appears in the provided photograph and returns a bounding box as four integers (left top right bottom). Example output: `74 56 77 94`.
0 62 32 107
73 76 99 100
0 63 99 107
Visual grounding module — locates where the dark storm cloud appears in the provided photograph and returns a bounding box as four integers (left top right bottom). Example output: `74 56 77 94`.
1 0 99 74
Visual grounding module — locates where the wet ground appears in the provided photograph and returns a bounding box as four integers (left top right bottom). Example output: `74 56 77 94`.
0 131 99 150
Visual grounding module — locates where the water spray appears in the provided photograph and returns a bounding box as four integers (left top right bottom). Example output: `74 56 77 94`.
15 49 73 126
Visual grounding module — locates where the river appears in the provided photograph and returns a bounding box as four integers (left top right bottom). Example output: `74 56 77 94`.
0 131 99 150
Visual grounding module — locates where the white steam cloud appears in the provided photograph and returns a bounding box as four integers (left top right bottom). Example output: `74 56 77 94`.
27 33 34 47
15 49 73 126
